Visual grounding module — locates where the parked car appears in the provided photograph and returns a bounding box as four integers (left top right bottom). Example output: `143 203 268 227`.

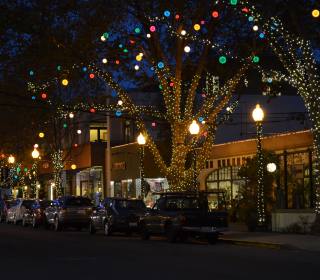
89 198 147 235
44 196 93 231
139 191 228 244
22 200 52 228
0 199 12 223
6 199 35 224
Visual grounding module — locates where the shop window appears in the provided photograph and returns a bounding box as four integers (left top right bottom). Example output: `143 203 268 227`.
206 161 209 169
237 158 241 166
90 124 107 142
227 159 230 166
232 158 236 166
100 129 107 141
222 159 226 167
90 129 98 142
218 160 222 168
209 160 213 168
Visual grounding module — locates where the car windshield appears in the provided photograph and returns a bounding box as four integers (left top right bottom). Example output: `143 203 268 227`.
164 197 200 211
39 200 51 208
65 197 93 207
22 200 35 209
115 200 146 210
6 201 16 208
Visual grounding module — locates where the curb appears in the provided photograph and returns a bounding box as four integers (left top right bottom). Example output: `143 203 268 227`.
219 238 293 250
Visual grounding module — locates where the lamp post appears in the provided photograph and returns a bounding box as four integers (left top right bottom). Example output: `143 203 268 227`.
36 183 41 199
137 133 146 198
189 120 200 191
252 104 266 226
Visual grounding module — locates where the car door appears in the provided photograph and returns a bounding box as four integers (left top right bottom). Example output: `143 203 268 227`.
46 200 57 223
145 199 164 233
14 200 23 221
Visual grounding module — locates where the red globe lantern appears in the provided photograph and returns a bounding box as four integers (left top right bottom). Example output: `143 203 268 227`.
115 60 120 65
212 11 219 18
90 108 96 113
175 14 180 20
41 93 47 99
89 73 95 79
149 25 156 32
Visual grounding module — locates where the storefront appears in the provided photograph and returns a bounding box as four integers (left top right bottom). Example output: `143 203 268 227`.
202 130 316 210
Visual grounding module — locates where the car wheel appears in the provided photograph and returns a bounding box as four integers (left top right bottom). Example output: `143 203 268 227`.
104 222 112 236
140 224 150 240
207 233 218 245
165 225 178 243
54 217 62 232
89 222 96 235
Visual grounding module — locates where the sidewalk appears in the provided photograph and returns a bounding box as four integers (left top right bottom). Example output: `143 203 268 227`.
220 223 320 252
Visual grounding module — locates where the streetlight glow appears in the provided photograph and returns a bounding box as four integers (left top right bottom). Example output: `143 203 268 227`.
137 133 146 145
8 155 15 164
267 162 277 173
32 148 40 159
189 120 200 135
252 104 265 122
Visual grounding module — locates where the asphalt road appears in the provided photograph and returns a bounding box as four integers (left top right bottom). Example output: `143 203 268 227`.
0 223 319 280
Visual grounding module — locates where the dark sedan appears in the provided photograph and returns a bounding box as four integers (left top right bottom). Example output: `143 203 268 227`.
44 196 93 231
89 198 147 235
22 200 52 228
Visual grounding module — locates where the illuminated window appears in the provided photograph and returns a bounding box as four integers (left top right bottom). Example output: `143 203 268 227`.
100 129 107 141
90 124 107 142
90 129 98 142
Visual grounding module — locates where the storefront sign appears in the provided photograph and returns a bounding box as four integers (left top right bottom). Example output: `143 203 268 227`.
113 162 126 170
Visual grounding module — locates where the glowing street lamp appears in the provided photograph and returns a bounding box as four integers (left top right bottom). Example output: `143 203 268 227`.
137 133 146 198
32 148 40 159
189 120 200 190
252 104 266 226
267 162 277 173
189 120 200 135
8 155 15 164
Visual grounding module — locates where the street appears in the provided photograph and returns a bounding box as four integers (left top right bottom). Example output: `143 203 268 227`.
0 223 319 280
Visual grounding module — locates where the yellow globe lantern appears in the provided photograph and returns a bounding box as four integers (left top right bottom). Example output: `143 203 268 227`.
71 164 77 170
312 9 320 18
193 24 201 31
39 132 45 138
136 55 143 61
62 79 69 86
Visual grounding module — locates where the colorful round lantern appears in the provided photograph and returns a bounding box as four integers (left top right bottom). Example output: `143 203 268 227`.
194 24 201 31
62 79 69 86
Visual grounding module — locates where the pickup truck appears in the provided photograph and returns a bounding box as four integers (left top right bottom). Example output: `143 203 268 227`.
139 191 228 244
